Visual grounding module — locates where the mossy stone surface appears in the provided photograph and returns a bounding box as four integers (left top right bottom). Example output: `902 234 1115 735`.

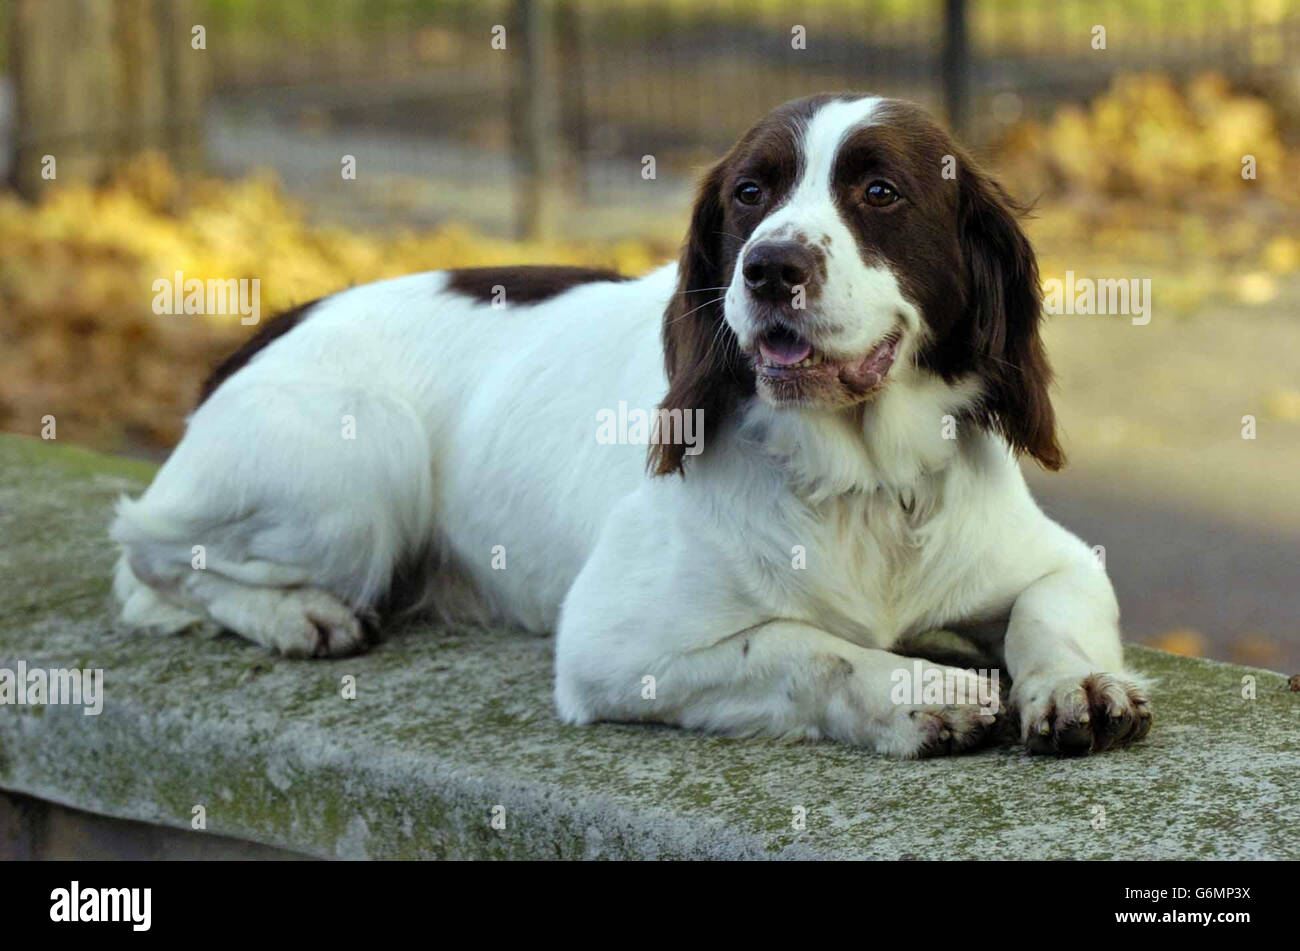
1 434 1296 859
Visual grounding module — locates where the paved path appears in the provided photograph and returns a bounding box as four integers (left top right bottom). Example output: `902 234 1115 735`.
1030 470 1300 672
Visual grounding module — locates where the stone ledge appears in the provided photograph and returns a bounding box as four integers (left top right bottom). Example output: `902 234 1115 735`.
0 434 1297 859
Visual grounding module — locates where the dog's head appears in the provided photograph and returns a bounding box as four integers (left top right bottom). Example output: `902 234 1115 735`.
651 94 1061 475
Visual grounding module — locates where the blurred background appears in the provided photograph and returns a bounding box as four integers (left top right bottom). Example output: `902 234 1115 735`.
1 0 1297 669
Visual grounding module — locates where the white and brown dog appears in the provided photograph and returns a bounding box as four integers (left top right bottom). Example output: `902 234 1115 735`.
112 94 1151 757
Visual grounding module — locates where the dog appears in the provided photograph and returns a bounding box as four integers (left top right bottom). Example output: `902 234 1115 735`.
112 94 1151 757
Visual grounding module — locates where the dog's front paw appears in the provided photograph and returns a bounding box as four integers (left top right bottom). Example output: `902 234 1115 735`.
907 703 999 758
1012 672 1151 756
879 668 1002 758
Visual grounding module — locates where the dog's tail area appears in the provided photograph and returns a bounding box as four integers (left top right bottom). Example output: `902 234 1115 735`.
109 381 442 653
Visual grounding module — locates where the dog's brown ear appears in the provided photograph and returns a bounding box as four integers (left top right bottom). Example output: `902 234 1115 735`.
959 160 1064 471
649 161 750 476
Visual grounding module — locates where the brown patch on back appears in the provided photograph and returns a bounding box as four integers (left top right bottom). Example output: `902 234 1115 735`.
198 297 323 405
445 265 629 306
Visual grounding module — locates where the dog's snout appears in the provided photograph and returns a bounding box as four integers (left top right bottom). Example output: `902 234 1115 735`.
742 241 817 302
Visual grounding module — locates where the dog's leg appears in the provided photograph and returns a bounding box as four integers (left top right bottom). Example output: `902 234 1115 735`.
114 535 372 658
181 572 367 658
1003 560 1152 755
112 555 218 638
110 383 435 657
557 618 1000 758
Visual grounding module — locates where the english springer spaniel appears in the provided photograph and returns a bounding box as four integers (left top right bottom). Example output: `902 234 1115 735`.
112 94 1151 757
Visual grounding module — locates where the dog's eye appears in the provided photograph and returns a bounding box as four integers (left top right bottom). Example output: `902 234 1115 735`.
864 181 901 207
735 182 764 206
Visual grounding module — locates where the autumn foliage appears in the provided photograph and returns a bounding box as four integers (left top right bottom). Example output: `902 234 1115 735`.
2 73 1297 453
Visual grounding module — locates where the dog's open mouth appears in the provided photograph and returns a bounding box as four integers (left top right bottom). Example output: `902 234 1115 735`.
756 325 901 394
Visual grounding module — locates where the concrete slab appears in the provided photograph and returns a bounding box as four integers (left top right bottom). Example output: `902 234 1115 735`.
1 434 1296 859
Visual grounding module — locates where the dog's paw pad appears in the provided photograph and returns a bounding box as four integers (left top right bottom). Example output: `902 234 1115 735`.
1016 672 1151 756
905 701 998 758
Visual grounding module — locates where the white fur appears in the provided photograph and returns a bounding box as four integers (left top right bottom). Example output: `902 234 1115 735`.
112 97 1143 755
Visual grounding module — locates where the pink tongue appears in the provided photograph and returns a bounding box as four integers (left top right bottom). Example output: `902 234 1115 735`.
758 337 813 366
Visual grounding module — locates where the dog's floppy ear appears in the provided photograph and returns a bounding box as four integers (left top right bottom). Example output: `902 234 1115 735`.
649 160 750 476
959 160 1064 470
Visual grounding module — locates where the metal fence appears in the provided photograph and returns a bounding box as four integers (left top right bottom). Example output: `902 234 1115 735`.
7 0 1300 236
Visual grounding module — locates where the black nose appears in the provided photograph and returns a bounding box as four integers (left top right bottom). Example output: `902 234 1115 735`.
742 241 817 302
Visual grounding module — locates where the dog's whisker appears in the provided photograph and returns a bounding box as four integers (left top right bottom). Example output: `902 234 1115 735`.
666 294 727 325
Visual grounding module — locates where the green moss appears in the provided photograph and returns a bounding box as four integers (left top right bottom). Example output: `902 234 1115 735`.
0 433 159 483
2 434 1298 859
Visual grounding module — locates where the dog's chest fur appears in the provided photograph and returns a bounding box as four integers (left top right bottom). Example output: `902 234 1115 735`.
795 475 964 649
721 396 997 651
